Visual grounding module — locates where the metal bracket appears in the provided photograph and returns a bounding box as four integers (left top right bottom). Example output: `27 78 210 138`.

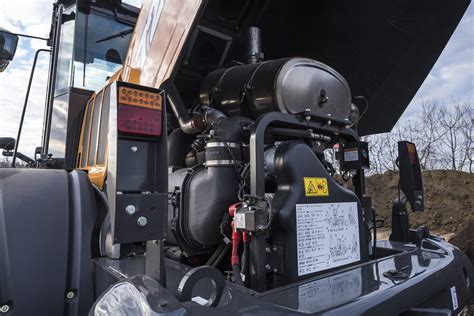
145 240 166 286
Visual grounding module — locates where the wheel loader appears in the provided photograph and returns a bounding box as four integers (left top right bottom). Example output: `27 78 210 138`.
0 0 472 315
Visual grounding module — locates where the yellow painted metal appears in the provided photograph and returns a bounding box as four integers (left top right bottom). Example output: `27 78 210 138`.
76 0 202 189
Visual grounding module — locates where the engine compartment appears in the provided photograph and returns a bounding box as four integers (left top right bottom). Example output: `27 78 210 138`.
95 0 471 294
161 24 369 291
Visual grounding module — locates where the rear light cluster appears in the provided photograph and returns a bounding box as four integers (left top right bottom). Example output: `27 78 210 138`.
117 86 163 137
407 143 418 165
118 86 162 109
118 105 162 136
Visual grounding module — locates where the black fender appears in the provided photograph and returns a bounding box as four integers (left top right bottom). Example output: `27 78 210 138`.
0 168 97 315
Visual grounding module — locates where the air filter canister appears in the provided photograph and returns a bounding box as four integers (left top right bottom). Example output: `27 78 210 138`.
200 58 352 121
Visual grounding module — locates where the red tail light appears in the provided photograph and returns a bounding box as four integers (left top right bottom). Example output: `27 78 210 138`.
117 85 163 137
407 143 418 165
118 104 162 136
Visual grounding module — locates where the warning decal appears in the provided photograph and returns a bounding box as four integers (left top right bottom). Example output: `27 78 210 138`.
304 177 329 196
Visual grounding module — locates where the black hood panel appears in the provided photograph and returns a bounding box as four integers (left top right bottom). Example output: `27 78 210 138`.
175 0 469 135
253 0 469 135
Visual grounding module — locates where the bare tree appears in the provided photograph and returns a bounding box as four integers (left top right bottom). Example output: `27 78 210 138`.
438 101 471 171
364 99 472 174
460 106 473 173
406 101 445 170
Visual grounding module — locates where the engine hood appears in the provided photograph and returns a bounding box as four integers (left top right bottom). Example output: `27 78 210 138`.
251 0 470 135
124 0 470 135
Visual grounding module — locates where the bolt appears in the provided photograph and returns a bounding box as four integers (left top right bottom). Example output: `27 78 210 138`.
159 300 168 307
131 146 138 152
265 264 272 271
265 247 271 253
273 268 278 273
272 246 277 252
125 205 136 216
137 216 148 227
66 291 75 299
0 305 9 313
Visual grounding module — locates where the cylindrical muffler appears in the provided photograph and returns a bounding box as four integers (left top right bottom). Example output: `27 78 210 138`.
200 57 352 121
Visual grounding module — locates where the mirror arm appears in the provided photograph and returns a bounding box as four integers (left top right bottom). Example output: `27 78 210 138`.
3 150 35 166
11 33 49 42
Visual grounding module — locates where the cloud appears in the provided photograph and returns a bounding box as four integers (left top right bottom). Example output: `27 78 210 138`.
0 53 49 157
0 0 51 158
402 4 473 119
0 0 471 160
0 0 52 37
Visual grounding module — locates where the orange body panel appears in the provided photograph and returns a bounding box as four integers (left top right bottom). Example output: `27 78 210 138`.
77 90 108 190
77 0 202 189
122 0 202 88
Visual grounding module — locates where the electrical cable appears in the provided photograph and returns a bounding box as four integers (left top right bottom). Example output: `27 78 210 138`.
238 163 250 201
353 96 369 133
241 242 249 275
263 195 274 230
232 265 244 286
211 243 231 267
205 242 226 266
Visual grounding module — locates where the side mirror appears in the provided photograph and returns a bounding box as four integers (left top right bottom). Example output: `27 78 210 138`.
0 137 15 151
0 28 19 72
390 141 426 243
398 141 424 212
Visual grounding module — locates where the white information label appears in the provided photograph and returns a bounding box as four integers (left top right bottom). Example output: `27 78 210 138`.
296 202 360 276
344 149 359 162
450 286 458 311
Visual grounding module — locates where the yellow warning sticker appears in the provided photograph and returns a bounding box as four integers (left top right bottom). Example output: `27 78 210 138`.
304 177 329 196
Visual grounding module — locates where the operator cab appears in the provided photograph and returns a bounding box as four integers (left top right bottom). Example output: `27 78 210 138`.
49 0 139 169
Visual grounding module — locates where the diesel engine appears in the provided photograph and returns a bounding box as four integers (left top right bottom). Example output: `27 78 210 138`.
164 28 368 291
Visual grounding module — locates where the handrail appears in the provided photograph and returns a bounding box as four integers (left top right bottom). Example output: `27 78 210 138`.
11 48 51 167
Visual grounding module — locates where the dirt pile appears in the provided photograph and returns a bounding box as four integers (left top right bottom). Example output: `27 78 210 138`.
364 170 474 264
365 170 474 234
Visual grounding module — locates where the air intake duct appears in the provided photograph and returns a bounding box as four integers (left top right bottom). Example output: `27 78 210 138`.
167 117 251 254
200 58 352 121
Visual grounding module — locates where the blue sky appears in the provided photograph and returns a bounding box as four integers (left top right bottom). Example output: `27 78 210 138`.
0 1 472 158
401 3 473 118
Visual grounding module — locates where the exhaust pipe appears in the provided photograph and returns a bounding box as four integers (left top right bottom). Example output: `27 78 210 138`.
165 82 225 134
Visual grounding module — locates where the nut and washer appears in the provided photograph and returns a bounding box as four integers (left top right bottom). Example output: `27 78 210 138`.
131 146 138 152
265 247 271 253
0 305 10 313
137 216 148 227
125 205 136 216
265 264 272 271
66 291 75 299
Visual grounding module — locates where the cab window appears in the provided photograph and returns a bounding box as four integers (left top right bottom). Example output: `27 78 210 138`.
73 9 131 91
